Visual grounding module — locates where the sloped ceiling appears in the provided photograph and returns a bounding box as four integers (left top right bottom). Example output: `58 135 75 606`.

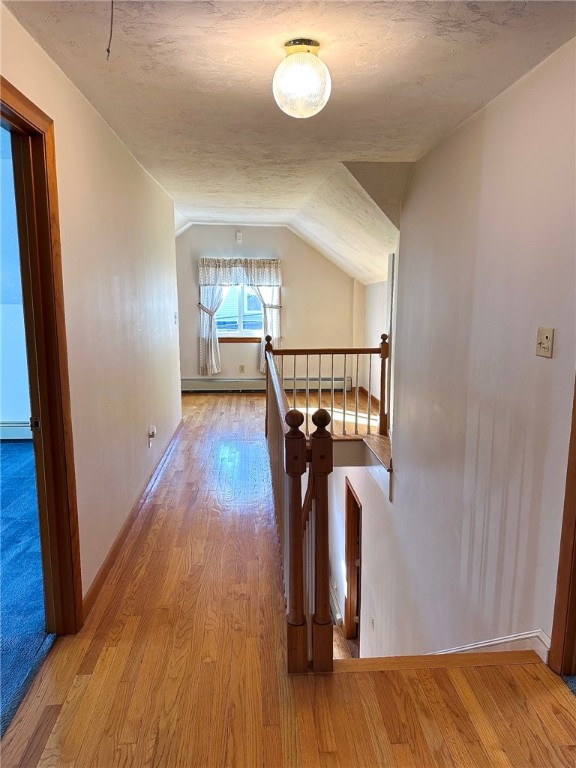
290 164 399 284
343 162 413 230
5 2 575 282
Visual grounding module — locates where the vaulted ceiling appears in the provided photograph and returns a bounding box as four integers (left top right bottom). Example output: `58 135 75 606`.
6 1 575 282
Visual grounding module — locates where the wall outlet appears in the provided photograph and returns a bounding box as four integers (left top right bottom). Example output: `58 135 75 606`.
536 327 554 358
239 364 245 373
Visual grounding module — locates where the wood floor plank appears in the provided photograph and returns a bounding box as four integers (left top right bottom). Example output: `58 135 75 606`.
417 669 487 768
429 668 494 767
74 618 141 767
325 672 378 767
15 705 61 768
447 668 515 768
457 665 548 768
34 673 92 767
310 676 337 755
2 393 575 768
510 664 576 745
353 672 398 767
478 664 572 767
292 676 322 767
90 680 136 768
402 669 457 767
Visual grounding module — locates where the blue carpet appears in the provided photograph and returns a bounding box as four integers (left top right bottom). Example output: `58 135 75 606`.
1 441 55 737
564 676 576 695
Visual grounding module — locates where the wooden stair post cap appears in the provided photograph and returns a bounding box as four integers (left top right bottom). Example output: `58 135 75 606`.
285 409 305 430
311 409 331 429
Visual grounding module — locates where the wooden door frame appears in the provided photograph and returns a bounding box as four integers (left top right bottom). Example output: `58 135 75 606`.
344 477 361 640
1 76 83 634
549 374 576 674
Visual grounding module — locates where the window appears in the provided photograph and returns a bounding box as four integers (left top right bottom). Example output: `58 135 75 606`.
215 285 263 337
198 257 282 375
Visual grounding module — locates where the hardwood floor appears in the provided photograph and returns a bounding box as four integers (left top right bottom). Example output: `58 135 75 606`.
2 393 576 767
290 389 378 437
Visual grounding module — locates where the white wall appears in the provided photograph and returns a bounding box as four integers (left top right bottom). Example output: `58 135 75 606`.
1 7 182 595
176 224 356 379
328 441 389 631
331 40 575 658
361 281 388 399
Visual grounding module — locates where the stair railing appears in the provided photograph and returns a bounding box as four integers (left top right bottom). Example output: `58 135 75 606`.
265 335 389 438
265 334 390 673
265 341 332 672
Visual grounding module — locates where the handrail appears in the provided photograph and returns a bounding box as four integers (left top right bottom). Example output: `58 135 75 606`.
271 346 380 356
265 347 291 437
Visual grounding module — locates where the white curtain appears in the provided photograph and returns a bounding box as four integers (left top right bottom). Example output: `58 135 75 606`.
198 258 282 376
253 285 281 373
198 285 227 375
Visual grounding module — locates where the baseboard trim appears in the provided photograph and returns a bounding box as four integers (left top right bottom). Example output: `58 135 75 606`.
430 629 551 663
333 649 542 673
358 386 380 411
82 419 184 619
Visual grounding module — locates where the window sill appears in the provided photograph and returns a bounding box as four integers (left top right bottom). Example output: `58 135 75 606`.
218 336 261 344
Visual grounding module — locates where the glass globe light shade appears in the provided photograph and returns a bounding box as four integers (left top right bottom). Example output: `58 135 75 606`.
273 51 331 119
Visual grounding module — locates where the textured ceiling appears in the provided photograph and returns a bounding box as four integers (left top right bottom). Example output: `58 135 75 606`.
5 1 575 282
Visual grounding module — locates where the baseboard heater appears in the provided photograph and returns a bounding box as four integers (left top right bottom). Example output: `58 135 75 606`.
0 421 32 440
181 376 353 393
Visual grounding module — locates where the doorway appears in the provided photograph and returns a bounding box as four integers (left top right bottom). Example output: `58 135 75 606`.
0 78 83 734
1 124 55 735
344 477 362 657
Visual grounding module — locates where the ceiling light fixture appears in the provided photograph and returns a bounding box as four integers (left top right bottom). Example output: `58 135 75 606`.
273 39 331 119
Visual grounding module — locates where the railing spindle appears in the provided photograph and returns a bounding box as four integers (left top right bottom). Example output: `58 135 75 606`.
330 354 334 435
379 333 389 436
305 354 310 436
367 354 373 435
318 354 322 411
293 354 296 410
355 353 360 435
343 354 347 435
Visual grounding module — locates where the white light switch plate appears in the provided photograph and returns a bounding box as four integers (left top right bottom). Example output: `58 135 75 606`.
536 327 554 358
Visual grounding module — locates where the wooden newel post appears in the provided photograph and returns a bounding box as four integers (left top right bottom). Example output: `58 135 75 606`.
264 335 273 438
310 408 334 673
379 333 389 437
285 409 308 673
